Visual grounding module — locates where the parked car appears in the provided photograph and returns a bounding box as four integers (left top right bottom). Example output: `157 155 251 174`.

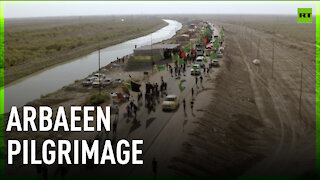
219 47 225 53
194 56 204 67
162 95 179 111
216 51 223 58
102 78 113 87
212 59 220 67
113 78 124 84
82 77 96 87
93 73 105 80
92 79 102 88
191 64 201 75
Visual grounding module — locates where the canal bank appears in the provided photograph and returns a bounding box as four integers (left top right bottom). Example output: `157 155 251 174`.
4 19 182 112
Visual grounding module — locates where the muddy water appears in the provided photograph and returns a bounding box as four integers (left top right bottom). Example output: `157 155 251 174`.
4 19 182 112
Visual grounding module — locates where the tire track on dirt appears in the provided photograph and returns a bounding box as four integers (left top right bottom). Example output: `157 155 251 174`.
233 35 297 170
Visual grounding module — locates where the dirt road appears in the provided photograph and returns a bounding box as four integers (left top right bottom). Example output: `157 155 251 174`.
170 20 316 176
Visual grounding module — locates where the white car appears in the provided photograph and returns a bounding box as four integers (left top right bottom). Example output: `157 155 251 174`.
219 47 225 53
216 51 223 58
212 59 219 67
92 79 102 88
162 95 179 111
82 77 96 87
194 56 204 67
113 78 124 84
102 78 113 87
93 73 105 79
191 64 201 75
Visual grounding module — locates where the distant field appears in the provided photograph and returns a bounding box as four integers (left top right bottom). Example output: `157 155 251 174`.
207 15 316 44
4 16 167 85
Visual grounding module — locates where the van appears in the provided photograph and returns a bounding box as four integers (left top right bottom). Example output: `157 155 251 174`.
195 44 204 57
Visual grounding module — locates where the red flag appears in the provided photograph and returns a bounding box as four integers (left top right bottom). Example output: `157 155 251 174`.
203 37 207 45
181 51 185 58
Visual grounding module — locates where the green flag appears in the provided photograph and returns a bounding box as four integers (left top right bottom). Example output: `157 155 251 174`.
157 65 165 71
184 47 189 53
189 42 193 49
214 42 219 49
211 52 217 59
124 82 131 90
205 28 211 36
192 64 198 71
177 80 186 92
179 58 184 65
173 54 179 62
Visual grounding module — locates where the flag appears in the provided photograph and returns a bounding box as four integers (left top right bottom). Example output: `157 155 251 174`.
157 65 165 71
131 81 141 92
181 51 185 58
172 54 179 62
192 64 198 71
214 42 219 49
211 52 217 59
205 28 211 36
203 57 208 63
203 37 207 45
124 82 131 90
179 58 184 65
184 47 189 53
177 80 186 92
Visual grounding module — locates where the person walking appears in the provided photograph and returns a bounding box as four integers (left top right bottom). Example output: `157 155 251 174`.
191 88 194 98
195 76 198 85
127 105 130 118
133 104 138 120
183 99 186 112
170 67 173 77
152 157 158 177
191 100 194 113
200 76 203 84
42 165 48 180
112 119 118 136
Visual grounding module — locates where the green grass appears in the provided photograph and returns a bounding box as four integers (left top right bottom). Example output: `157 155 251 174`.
3 15 167 86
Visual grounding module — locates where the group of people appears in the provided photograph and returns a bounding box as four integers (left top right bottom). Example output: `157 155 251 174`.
144 78 168 113
126 99 139 120
168 62 187 77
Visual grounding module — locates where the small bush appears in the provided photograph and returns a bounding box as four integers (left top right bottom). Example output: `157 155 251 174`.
87 92 109 106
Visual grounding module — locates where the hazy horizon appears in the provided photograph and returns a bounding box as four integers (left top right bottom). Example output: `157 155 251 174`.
4 1 317 18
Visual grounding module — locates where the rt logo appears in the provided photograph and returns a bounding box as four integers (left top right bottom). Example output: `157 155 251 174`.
297 8 312 23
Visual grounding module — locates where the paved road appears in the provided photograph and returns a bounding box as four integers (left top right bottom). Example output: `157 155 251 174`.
60 58 218 176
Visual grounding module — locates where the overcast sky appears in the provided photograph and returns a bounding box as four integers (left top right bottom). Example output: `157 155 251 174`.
4 1 317 18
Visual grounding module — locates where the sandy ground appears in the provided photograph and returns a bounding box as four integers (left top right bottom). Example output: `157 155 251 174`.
169 19 316 176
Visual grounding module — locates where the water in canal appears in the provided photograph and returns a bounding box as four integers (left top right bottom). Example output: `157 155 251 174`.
4 19 182 112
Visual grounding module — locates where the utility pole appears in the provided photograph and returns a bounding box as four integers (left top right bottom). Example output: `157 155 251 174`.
151 33 154 73
257 38 261 59
299 63 303 117
272 40 275 79
98 48 101 95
